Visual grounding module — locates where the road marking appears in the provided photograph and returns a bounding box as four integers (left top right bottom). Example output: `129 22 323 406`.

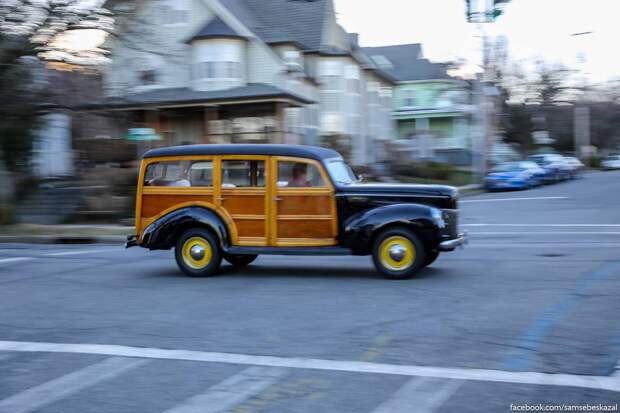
0 340 619 393
464 224 620 227
0 257 32 266
461 196 568 203
163 366 287 413
44 248 119 257
466 243 620 248
0 248 120 266
468 232 620 235
371 377 462 413
0 356 148 413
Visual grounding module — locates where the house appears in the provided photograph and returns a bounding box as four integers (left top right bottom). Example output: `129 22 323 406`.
362 44 474 165
96 0 396 166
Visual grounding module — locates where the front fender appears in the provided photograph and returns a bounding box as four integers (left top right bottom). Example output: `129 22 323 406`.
140 207 230 250
342 204 442 255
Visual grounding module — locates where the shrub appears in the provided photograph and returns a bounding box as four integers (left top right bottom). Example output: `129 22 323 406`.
392 161 457 181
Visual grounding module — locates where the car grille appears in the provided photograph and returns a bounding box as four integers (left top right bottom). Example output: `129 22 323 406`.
441 209 459 239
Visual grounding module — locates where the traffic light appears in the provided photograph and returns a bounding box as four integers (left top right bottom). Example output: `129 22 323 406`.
465 0 472 22
491 0 511 20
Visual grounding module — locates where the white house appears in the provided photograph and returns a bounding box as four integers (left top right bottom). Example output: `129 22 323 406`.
97 0 395 165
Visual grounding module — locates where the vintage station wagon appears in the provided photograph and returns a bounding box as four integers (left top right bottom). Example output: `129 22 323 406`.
126 144 465 279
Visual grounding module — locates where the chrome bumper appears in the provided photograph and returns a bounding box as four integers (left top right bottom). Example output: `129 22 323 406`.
437 232 467 252
125 234 138 249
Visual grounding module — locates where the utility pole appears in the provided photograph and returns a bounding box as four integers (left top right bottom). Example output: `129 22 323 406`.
570 31 593 160
465 0 510 183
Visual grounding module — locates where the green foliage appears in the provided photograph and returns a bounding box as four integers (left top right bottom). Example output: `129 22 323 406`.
585 154 601 168
0 124 38 172
393 161 457 181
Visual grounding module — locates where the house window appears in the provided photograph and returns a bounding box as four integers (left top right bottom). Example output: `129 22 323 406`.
402 89 416 107
195 61 241 80
139 69 157 86
322 75 340 92
284 50 302 70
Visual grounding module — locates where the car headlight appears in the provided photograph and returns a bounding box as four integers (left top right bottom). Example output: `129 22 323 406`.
430 208 446 229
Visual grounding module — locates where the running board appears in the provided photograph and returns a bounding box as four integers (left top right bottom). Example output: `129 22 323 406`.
225 246 353 256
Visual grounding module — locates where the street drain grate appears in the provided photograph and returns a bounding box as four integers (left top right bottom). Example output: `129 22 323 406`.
537 253 566 258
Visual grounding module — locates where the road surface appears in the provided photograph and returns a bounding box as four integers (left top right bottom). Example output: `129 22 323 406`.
1 171 619 412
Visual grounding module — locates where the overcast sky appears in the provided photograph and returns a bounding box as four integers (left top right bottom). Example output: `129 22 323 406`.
334 0 620 83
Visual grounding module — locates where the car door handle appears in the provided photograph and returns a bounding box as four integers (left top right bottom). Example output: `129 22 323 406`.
216 197 225 201
274 197 282 201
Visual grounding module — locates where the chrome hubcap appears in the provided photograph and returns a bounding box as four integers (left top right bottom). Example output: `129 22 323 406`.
189 245 205 260
388 244 406 262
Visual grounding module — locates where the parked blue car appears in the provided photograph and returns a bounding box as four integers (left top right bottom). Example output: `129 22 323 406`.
485 161 545 191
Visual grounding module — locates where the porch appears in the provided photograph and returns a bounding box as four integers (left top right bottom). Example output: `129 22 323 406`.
84 84 313 148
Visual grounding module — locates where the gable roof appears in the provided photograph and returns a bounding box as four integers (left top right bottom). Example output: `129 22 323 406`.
220 0 328 50
186 16 247 43
362 44 452 82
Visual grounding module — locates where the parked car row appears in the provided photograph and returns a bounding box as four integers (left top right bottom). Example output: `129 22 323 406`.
601 154 620 170
485 154 584 191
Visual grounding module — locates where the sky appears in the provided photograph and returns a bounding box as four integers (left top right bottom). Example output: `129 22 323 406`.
334 0 620 83
62 0 620 83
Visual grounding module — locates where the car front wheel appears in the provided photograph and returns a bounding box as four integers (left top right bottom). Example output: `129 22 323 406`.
372 228 426 279
175 228 222 277
424 250 440 267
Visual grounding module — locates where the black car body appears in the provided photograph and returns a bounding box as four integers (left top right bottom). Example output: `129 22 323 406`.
127 144 465 279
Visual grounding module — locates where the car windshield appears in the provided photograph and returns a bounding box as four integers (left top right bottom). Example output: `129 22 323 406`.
325 158 357 185
492 163 523 173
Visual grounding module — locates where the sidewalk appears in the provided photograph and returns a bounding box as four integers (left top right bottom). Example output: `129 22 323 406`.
0 224 131 244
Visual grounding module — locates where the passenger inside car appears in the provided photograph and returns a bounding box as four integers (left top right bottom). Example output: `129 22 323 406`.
288 163 311 187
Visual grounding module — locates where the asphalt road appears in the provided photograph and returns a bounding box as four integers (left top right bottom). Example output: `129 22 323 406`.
1 171 620 413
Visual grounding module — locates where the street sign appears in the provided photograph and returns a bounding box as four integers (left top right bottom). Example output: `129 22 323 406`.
127 128 162 142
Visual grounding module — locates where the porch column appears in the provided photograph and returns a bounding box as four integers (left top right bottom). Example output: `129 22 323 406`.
274 102 287 144
203 107 219 144
144 109 160 134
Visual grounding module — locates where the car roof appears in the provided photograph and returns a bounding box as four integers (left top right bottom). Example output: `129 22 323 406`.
143 144 342 161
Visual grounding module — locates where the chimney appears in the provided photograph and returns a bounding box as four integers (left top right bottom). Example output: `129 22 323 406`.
349 33 359 49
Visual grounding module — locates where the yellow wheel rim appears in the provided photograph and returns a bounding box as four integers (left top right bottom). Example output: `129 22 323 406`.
379 235 415 271
181 237 213 269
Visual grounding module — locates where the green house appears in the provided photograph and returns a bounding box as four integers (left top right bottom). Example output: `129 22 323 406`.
363 44 473 165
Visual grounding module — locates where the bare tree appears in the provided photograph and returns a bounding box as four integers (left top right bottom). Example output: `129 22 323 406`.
0 0 113 170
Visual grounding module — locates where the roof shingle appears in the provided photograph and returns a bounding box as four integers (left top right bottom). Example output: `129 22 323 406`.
362 44 452 82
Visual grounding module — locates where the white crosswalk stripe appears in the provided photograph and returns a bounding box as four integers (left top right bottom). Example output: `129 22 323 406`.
0 356 148 413
163 366 287 413
371 378 462 413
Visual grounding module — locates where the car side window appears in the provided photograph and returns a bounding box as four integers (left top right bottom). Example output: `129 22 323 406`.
221 160 265 188
278 161 326 188
144 161 213 187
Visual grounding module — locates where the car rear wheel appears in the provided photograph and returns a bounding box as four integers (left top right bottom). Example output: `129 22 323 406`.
372 228 426 280
224 254 258 267
175 228 222 277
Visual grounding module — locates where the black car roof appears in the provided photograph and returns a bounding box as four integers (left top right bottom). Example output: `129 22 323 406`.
143 144 342 161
